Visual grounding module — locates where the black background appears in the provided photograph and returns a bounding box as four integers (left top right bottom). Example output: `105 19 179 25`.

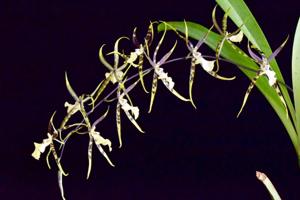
1 0 300 199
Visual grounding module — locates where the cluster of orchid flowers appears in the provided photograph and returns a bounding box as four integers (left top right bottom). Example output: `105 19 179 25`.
31 6 290 200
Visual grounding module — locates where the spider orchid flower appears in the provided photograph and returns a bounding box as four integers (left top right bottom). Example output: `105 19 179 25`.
63 73 92 129
92 37 129 102
177 21 235 108
115 80 144 148
212 5 244 72
32 112 68 176
237 37 289 118
99 37 128 84
145 23 190 112
129 22 155 93
86 107 114 179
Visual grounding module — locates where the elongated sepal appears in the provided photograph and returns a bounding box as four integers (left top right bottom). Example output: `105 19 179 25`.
65 72 79 101
113 37 129 68
99 44 114 71
189 60 197 109
148 73 158 113
237 71 264 117
95 143 115 167
268 35 289 62
86 135 93 179
124 110 145 133
116 103 122 148
247 41 262 62
58 171 66 200
212 5 223 34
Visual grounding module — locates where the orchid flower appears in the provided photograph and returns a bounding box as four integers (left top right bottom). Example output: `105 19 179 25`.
116 80 144 148
145 23 190 113
94 37 129 102
32 112 68 176
60 73 93 132
178 21 236 108
130 22 155 92
237 37 289 118
65 72 114 177
212 5 244 72
86 107 114 179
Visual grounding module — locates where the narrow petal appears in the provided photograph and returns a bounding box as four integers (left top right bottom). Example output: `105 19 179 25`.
124 110 145 133
58 171 66 200
94 75 111 102
148 73 158 113
268 35 289 62
92 106 110 128
113 37 129 69
138 54 149 93
237 71 264 117
65 72 79 101
207 71 236 81
132 27 140 47
86 135 93 179
169 88 190 102
145 22 154 47
212 5 223 34
222 10 229 34
50 142 68 176
99 44 114 71
189 59 197 109
153 24 167 63
116 103 122 148
95 144 115 167
247 41 262 62
157 41 177 66
195 24 214 50
273 83 289 119
215 36 227 72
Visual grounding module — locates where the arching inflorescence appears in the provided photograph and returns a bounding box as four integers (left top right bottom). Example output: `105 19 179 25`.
31 5 291 200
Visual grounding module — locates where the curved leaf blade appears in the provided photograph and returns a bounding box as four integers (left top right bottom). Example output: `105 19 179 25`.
292 17 300 136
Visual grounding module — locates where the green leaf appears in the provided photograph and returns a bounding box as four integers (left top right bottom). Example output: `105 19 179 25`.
215 0 297 135
292 17 300 136
158 21 300 158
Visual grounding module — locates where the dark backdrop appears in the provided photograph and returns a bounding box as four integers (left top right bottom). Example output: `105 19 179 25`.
1 0 299 199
